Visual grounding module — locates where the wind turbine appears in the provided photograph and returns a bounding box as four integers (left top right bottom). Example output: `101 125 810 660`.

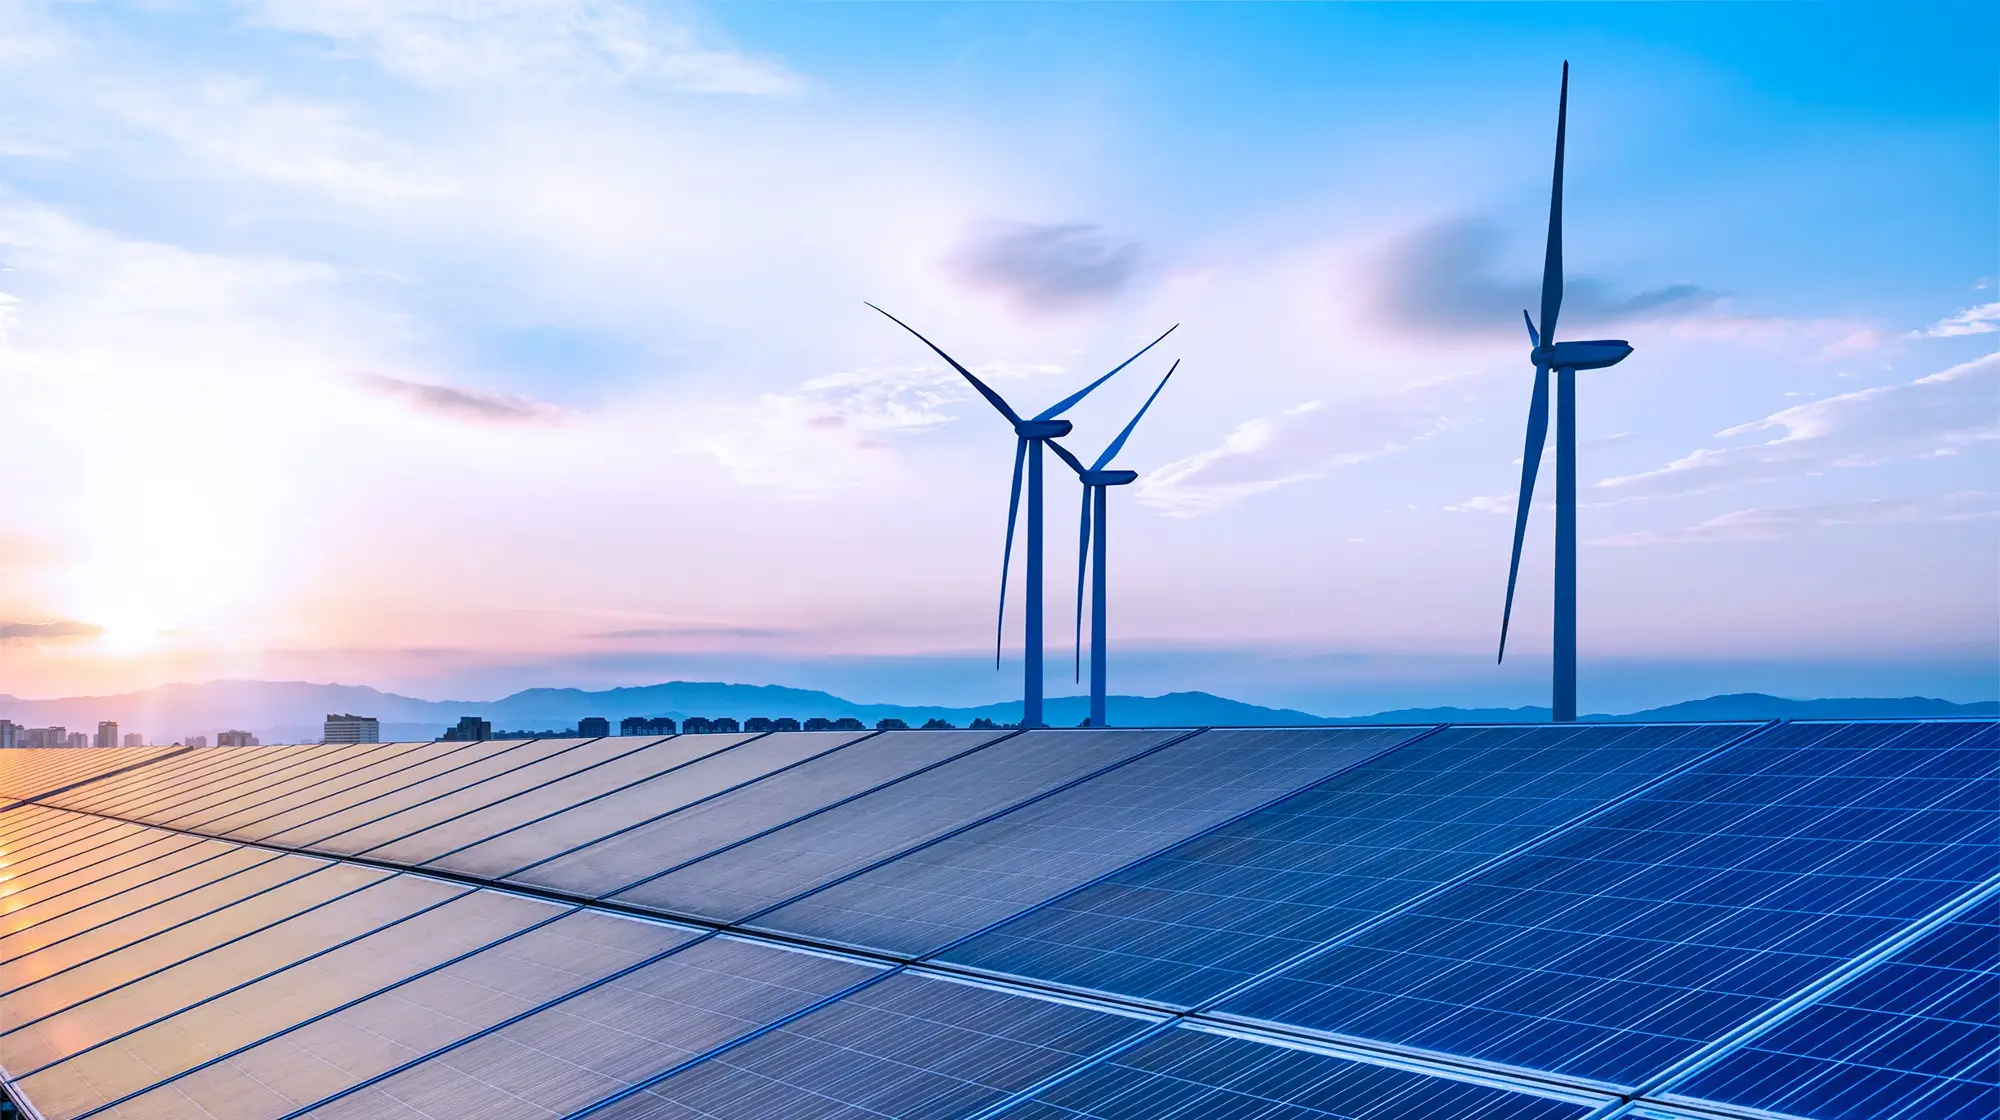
1047 360 1177 728
867 304 1177 727
1497 61 1634 723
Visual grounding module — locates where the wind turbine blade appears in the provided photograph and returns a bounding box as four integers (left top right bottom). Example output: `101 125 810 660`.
1539 63 1567 346
1093 359 1178 470
997 437 1026 669
1045 438 1088 477
1075 484 1092 683
1522 310 1540 348
866 303 1022 425
1499 364 1552 663
1034 324 1179 421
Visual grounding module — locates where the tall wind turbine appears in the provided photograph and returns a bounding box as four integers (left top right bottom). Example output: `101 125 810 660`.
1048 360 1178 728
1498 61 1634 722
867 304 1177 727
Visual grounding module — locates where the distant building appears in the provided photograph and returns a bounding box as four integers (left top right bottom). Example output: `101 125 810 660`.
183 735 209 748
123 733 144 747
577 717 609 737
875 718 909 731
0 720 17 748
771 717 800 732
441 716 491 741
323 714 381 744
217 730 258 747
66 731 88 748
922 718 956 730
680 716 740 734
619 716 676 736
25 726 65 749
95 721 119 749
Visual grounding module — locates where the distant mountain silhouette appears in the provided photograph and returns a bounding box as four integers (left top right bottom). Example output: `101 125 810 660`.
0 680 1989 742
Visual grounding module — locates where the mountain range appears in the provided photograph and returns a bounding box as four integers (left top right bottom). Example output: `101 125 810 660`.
0 679 1991 744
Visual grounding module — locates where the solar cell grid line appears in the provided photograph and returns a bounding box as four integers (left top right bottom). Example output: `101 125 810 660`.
42 744 361 822
424 731 875 884
0 860 386 1026
73 907 702 1120
286 935 887 1120
0 810 152 875
0 829 219 921
188 737 538 839
0 873 474 1080
1651 883 2000 1120
242 737 601 847
751 726 1435 957
1215 718 2000 1090
608 728 1192 925
14 891 574 1120
512 729 1019 902
937 722 1759 1009
348 733 739 869
980 1024 1600 1120
44 745 292 818
0 749 180 804
565 969 1160 1120
0 845 285 969
288 735 674 858
133 740 446 832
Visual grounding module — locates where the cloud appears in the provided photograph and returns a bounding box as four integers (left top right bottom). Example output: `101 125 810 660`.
360 373 566 424
698 363 970 491
1372 219 1717 336
1592 493 2000 547
1138 395 1453 517
946 221 1141 313
242 0 803 94
1910 302 2000 339
1597 353 2000 499
0 620 103 642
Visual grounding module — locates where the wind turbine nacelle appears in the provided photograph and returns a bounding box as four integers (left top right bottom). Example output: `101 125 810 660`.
1016 419 1073 438
1535 340 1633 371
1082 469 1139 487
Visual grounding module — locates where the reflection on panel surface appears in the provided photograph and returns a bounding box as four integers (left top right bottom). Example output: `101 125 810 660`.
994 1027 1594 1120
298 937 879 1120
588 973 1152 1120
1668 894 1999 1120
942 723 1746 1007
611 729 1184 923
1221 720 2000 1087
753 727 1427 955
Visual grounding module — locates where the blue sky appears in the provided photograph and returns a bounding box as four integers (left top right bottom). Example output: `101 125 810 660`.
0 1 1991 711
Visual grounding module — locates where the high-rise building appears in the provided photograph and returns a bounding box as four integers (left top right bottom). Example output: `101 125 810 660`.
441 716 491 742
95 721 119 749
577 716 609 737
123 733 145 747
26 726 65 749
0 720 17 749
217 730 258 747
183 735 208 748
323 714 381 744
619 716 676 736
66 731 88 748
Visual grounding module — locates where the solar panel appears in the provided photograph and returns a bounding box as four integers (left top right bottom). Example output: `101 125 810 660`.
990 1025 1596 1120
0 748 176 803
193 739 530 839
752 727 1427 956
0 844 277 965
295 937 880 1120
1664 892 1999 1120
99 743 424 828
1219 720 2000 1088
608 729 1189 925
577 972 1154 1120
510 730 1010 900
89 909 699 1120
13 890 566 1119
47 745 305 820
940 723 1748 1007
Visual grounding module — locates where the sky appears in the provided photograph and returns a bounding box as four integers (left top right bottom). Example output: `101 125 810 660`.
0 0 1992 714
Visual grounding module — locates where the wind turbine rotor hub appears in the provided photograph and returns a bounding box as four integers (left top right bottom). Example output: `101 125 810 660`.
1016 419 1072 438
1083 470 1139 486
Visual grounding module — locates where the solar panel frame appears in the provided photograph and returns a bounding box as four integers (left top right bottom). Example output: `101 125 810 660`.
49 745 306 820
139 741 449 832
67 742 405 825
193 738 537 839
0 844 283 967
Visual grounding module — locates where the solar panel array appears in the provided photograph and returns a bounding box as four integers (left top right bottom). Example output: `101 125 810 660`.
0 718 1988 1120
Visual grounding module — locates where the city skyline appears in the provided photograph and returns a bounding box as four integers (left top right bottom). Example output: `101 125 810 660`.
0 3 1991 710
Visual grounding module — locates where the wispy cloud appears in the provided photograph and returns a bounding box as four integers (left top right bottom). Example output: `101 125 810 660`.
1592 493 2000 547
1909 302 2000 339
1371 218 1717 336
586 625 796 641
1139 394 1453 517
0 620 103 642
946 220 1141 314
1597 353 2000 499
361 373 566 424
242 0 803 94
698 363 970 491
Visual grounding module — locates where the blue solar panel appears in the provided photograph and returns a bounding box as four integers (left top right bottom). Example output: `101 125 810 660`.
992 1026 1594 1120
573 972 1153 1120
1666 893 1999 1120
940 723 1746 1007
1220 720 2000 1088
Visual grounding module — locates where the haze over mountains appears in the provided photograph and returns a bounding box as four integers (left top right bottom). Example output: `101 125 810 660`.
0 680 1991 744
